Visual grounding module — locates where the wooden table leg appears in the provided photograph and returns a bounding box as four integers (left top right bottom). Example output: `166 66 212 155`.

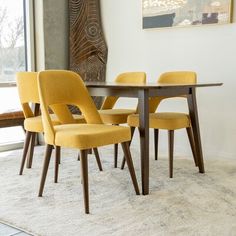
187 88 205 173
138 89 149 195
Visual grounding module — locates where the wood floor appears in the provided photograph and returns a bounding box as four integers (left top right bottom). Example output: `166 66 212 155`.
0 223 31 236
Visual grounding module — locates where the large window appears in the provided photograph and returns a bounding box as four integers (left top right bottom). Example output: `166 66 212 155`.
0 0 34 150
0 0 26 82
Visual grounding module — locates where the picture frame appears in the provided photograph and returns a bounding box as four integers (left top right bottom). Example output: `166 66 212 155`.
142 0 233 29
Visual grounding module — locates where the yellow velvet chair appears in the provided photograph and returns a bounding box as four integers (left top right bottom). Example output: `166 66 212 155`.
37 70 140 214
16 72 102 180
126 71 198 178
99 72 146 167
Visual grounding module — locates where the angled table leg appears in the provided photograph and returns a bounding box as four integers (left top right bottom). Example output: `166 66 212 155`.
187 88 205 173
138 89 149 195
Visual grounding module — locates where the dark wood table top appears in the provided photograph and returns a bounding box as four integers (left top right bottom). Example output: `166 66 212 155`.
86 81 223 89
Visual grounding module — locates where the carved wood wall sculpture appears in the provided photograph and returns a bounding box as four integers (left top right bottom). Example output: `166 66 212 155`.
69 0 108 111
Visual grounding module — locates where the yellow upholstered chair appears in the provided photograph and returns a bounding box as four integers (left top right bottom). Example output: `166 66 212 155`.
37 70 140 214
16 72 102 180
126 71 198 178
99 72 146 167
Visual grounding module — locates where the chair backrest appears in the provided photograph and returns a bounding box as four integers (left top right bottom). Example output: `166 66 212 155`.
16 72 77 124
158 71 197 84
37 70 103 144
16 72 40 118
100 72 146 109
149 71 197 113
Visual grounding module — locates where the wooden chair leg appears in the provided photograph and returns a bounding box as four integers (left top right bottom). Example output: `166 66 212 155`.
186 127 198 167
77 149 91 161
38 144 53 197
80 149 89 214
113 124 119 168
121 127 135 170
93 148 103 171
54 146 60 183
168 130 174 178
19 131 32 175
154 129 159 160
121 142 140 195
21 124 26 133
114 143 118 168
26 132 36 168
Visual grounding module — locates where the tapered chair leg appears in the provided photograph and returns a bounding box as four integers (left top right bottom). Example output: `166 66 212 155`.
54 146 60 183
26 132 36 168
168 130 174 178
121 142 140 195
154 129 159 160
114 143 118 168
77 149 91 160
80 149 89 214
113 124 119 168
93 148 103 171
38 144 53 197
121 127 135 170
186 127 198 167
19 131 32 175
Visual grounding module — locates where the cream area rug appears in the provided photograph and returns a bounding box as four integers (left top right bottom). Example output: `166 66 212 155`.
0 145 236 236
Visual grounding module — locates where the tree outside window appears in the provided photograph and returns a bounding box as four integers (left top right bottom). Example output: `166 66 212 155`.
0 0 26 83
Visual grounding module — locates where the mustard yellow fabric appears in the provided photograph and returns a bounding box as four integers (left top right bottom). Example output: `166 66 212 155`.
54 124 131 150
37 70 131 148
16 72 85 133
128 112 190 130
158 71 196 84
101 72 146 110
128 71 196 131
99 109 136 124
148 71 197 113
24 114 85 133
16 72 39 118
24 114 59 132
99 72 146 124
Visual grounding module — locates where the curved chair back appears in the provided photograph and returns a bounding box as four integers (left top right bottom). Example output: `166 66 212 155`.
149 71 197 113
16 72 76 124
101 72 146 109
37 70 103 144
16 72 40 118
158 71 197 84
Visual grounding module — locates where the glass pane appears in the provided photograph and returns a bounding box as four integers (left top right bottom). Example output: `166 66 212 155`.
0 87 22 113
0 0 26 83
0 0 26 148
0 127 24 145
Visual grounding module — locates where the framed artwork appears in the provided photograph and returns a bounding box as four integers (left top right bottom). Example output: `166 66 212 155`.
142 0 233 29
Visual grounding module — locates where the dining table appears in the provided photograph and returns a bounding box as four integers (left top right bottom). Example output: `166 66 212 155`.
86 81 223 195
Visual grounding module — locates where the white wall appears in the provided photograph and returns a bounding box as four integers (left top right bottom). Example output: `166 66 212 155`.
100 0 236 159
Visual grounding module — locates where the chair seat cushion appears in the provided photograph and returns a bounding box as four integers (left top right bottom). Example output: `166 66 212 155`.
128 112 190 130
54 124 131 150
99 109 136 124
24 114 85 133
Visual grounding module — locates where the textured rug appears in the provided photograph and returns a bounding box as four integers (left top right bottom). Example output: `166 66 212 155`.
0 146 236 236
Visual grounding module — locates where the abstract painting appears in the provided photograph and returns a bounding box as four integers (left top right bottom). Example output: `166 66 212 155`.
142 0 232 29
